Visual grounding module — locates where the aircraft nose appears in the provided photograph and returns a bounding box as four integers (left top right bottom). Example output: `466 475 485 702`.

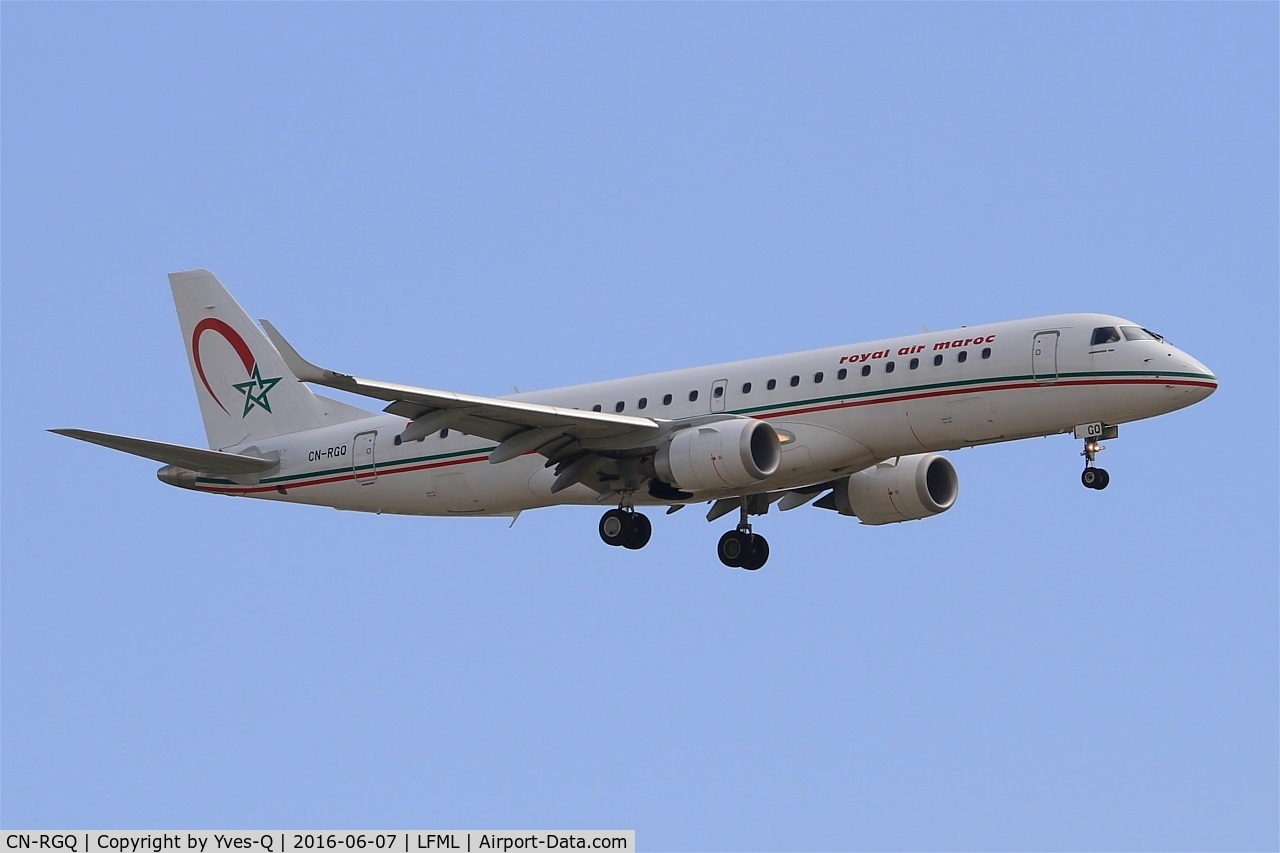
1180 351 1218 397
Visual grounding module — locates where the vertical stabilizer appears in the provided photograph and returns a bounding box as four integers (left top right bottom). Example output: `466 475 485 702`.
170 269 369 449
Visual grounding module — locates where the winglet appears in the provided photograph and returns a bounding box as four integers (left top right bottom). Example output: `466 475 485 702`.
260 319 340 384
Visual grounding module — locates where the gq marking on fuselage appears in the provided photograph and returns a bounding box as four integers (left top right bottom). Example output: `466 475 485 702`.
307 445 348 462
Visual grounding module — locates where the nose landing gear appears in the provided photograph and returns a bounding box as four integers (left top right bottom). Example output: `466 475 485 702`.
1081 437 1110 490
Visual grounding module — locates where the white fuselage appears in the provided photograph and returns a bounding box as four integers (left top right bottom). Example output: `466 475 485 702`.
190 313 1217 516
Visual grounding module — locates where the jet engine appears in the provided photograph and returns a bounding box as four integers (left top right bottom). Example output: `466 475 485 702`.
833 453 958 525
653 418 781 493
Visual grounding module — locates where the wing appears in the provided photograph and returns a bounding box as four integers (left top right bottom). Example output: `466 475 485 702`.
260 320 665 484
50 428 279 475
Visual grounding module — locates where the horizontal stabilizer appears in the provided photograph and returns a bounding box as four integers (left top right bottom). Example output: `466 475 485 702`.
50 429 278 475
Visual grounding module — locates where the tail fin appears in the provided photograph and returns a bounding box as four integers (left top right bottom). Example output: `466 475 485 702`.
170 269 371 449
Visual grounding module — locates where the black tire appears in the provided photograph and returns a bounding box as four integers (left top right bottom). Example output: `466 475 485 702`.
739 535 770 571
623 513 652 550
599 509 630 546
1082 468 1100 489
717 530 748 568
1094 468 1110 490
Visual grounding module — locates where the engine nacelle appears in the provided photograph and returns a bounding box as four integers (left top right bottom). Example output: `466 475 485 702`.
654 419 781 493
834 453 958 525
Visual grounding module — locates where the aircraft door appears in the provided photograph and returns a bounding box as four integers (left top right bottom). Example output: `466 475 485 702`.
354 430 377 483
710 379 728 413
1032 331 1059 383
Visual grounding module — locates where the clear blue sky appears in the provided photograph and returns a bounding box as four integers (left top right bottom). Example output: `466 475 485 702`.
3 4 1276 850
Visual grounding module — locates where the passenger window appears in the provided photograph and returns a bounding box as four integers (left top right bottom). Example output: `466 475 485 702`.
767 379 777 390
933 354 943 366
713 386 723 398
814 372 824 383
790 375 800 387
982 347 991 359
909 358 919 370
592 404 602 412
440 428 449 438
662 394 672 405
958 351 968 363
885 361 895 373
837 368 847 380
861 365 871 377
1091 326 1121 345
615 401 625 412
638 397 647 409
742 382 752 394
688 390 698 402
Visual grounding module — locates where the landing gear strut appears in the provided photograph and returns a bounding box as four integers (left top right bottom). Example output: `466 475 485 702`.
1080 438 1110 490
717 498 770 570
598 506 652 550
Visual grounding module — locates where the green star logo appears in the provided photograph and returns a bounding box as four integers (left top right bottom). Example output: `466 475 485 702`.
232 364 282 417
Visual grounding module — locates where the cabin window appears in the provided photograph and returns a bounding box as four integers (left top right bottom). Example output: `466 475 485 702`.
814 371 824 383
767 379 777 390
837 368 847 380
662 394 673 405
638 397 647 409
688 390 699 402
713 386 724 398
933 354 943 366
1091 326 1121 345
861 365 871 377
615 401 625 412
957 351 968 363
790 375 800 387
885 361 895 373
592 404 602 412
982 347 992 359
1121 326 1163 342
440 428 449 438
742 382 752 394
909 358 919 369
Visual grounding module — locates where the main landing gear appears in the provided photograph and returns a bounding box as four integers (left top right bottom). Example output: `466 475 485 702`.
1080 437 1110 490
598 506 652 550
717 498 770 571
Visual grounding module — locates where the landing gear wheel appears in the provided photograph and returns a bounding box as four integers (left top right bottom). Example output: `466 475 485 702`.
599 509 631 547
717 530 749 568
1081 468 1110 490
622 512 652 550
739 534 770 571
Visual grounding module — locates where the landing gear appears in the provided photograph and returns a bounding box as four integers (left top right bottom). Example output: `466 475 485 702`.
1080 437 1110 490
717 530 769 570
1081 467 1110 490
598 507 652 550
717 497 770 570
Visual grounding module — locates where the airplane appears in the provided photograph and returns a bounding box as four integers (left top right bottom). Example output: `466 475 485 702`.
52 270 1218 570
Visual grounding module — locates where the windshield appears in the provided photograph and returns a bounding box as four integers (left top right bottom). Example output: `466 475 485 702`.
1121 326 1164 342
1091 327 1121 345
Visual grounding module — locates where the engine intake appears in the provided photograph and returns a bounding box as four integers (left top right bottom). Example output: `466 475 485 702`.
654 418 781 493
834 453 958 525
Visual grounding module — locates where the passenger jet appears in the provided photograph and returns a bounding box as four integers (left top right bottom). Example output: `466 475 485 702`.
53 270 1217 569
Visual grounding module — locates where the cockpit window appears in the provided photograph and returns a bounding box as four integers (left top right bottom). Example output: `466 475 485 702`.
1091 327 1121 345
1121 325 1163 342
